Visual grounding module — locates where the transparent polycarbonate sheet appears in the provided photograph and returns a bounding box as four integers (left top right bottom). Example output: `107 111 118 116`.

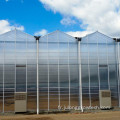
16 66 26 92
82 68 89 94
81 31 118 107
39 64 48 109
70 64 79 106
90 66 99 94
39 87 48 110
49 88 59 109
27 65 37 111
91 94 99 106
0 65 3 112
4 62 15 111
4 89 14 112
39 31 78 110
0 93 3 112
82 94 89 106
0 30 37 112
0 29 119 112
27 96 37 111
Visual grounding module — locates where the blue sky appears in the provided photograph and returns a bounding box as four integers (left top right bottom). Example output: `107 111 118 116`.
0 0 82 36
0 0 120 37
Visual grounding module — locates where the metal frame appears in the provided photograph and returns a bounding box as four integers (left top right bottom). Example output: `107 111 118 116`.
68 40 71 108
78 39 83 112
34 36 40 114
96 34 100 106
14 29 17 113
47 35 50 111
57 31 60 108
2 33 5 113
117 42 120 107
26 33 28 93
87 35 91 107
1 30 120 114
106 38 110 90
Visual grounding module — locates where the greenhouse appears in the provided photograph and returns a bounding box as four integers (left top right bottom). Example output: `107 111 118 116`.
0 29 119 113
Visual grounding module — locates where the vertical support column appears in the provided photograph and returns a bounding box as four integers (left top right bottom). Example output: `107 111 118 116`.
68 40 71 108
3 34 5 113
47 35 50 111
57 32 60 108
37 39 39 114
15 29 16 92
87 36 91 107
34 36 40 114
118 42 120 107
26 34 28 93
97 35 100 106
77 38 83 112
106 39 110 90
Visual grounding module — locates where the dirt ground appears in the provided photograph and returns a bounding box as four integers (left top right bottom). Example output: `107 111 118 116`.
0 111 120 120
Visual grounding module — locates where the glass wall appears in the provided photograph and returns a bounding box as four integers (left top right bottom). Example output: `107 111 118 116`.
81 31 119 107
39 31 79 110
0 30 37 112
0 30 119 113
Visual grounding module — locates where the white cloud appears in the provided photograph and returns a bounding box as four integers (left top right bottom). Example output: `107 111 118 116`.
60 17 76 25
0 20 24 34
34 29 48 36
39 0 120 37
5 0 9 2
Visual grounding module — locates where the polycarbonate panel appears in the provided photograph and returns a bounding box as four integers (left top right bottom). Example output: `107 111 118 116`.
0 29 119 112
27 95 37 111
16 42 26 51
49 88 59 109
81 31 118 107
99 67 108 90
0 30 37 112
82 94 89 106
27 42 36 52
0 65 3 112
111 97 118 106
4 89 14 112
81 31 113 43
59 52 68 59
27 52 36 59
16 52 27 59
69 43 77 52
91 94 99 106
27 64 37 111
90 67 99 94
70 65 79 106
16 66 26 92
47 31 58 43
58 31 76 43
39 42 48 52
39 87 48 110
5 52 15 59
70 92 79 106
0 30 15 42
60 88 69 107
0 41 4 54
16 59 26 65
98 44 107 53
16 30 27 42
59 43 68 52
39 52 48 59
48 43 58 52
109 65 118 87
0 92 3 112
27 70 37 87
5 42 15 52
